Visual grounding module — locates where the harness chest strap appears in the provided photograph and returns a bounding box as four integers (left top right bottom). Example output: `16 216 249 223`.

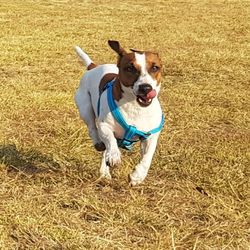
97 79 164 149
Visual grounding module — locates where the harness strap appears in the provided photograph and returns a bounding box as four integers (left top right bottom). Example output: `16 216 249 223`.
107 82 128 130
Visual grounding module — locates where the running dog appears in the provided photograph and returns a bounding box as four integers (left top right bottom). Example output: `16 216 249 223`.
74 40 164 185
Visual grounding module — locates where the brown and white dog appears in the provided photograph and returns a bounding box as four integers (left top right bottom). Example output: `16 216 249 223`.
75 40 163 185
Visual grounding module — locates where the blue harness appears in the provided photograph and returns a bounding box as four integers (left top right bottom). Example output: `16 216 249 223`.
97 79 164 150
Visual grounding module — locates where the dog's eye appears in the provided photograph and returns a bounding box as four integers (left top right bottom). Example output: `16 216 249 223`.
151 65 160 72
125 65 137 73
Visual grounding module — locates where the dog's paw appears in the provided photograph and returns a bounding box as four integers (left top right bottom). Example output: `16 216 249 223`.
100 171 112 180
105 148 121 167
100 164 112 179
129 166 147 186
94 142 106 151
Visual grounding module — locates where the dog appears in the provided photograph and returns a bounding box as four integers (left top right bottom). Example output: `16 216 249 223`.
74 40 164 185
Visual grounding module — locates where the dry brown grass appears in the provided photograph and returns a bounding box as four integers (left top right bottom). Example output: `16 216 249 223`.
0 0 249 249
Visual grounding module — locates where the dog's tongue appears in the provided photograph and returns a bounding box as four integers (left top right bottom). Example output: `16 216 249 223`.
146 89 157 99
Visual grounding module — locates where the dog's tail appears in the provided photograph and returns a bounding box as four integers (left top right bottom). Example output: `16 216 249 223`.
75 46 97 70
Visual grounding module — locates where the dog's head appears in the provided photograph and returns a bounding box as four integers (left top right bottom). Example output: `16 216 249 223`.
108 40 162 107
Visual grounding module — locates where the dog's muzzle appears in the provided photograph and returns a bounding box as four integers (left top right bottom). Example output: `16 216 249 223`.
136 83 157 107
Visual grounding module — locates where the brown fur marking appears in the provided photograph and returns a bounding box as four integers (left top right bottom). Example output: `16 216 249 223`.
117 53 140 87
87 63 97 70
99 73 117 94
99 73 122 101
113 79 123 101
145 52 162 84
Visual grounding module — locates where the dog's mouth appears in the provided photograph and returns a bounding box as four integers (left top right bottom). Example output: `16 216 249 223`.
136 89 157 107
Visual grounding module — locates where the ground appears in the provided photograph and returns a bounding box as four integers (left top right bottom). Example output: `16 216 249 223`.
0 0 249 249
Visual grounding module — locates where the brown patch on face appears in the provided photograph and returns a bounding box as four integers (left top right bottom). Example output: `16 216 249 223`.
99 73 122 101
117 53 141 87
145 52 162 84
108 40 142 89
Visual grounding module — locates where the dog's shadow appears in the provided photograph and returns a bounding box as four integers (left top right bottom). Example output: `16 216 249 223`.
0 144 60 175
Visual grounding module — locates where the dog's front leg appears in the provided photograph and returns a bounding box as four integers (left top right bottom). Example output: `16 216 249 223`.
98 123 121 171
99 151 111 179
129 133 160 186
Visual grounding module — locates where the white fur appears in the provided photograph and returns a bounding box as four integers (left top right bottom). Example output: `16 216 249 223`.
135 52 147 75
133 52 160 97
75 47 163 185
75 46 93 68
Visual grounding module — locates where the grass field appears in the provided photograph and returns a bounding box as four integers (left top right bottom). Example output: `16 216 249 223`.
0 0 249 249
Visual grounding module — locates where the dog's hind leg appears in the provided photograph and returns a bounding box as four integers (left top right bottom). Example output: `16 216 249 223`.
75 89 105 151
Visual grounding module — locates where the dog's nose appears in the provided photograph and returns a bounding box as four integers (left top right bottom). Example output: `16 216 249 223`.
138 84 153 95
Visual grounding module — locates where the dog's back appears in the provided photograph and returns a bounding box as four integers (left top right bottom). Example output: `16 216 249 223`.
75 46 119 115
75 66 118 117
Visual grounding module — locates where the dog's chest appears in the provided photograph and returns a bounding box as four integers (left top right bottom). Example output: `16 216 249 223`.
98 94 162 140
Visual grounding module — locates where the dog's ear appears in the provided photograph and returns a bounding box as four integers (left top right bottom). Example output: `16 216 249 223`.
130 48 144 54
108 40 126 56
